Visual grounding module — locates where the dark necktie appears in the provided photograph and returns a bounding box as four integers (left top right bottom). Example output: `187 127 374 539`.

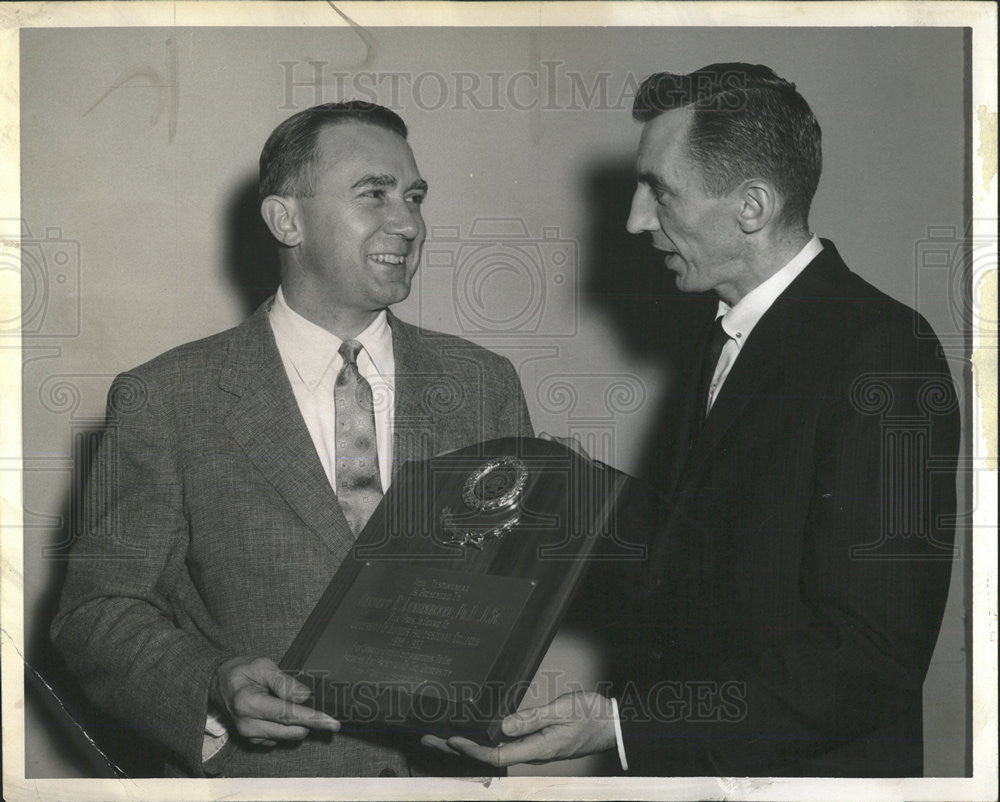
695 316 731 426
334 339 383 535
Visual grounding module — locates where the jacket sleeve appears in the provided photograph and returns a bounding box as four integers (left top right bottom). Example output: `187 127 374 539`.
50 372 229 776
618 320 961 775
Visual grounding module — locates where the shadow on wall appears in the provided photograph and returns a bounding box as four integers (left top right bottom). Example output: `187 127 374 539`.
27 174 281 778
579 156 715 490
27 429 168 777
225 173 280 317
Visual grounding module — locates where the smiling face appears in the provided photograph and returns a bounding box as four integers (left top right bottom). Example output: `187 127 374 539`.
278 121 427 334
626 107 749 304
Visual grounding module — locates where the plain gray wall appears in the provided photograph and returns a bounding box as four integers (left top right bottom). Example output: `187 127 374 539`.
18 26 970 777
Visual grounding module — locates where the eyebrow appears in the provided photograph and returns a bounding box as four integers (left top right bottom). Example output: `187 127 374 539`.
352 173 429 194
636 170 672 194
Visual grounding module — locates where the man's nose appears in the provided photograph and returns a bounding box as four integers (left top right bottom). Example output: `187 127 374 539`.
626 186 656 235
385 199 422 239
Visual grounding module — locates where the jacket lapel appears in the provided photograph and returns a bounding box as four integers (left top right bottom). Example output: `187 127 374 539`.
666 243 844 520
219 301 355 561
682 326 771 482
389 311 443 473
656 316 715 501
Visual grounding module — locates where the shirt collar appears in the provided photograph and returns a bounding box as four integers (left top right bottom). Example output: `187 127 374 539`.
715 234 823 349
269 286 393 391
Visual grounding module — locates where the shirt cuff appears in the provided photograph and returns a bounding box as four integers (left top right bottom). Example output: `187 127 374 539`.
202 711 229 763
610 696 628 771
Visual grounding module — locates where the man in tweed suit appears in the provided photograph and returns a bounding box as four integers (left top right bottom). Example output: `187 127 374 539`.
51 102 532 777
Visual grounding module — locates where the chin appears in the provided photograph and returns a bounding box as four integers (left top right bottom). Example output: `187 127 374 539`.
673 270 708 296
376 283 413 307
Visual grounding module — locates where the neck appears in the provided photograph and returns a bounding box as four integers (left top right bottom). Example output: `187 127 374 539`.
280 281 380 341
718 228 812 306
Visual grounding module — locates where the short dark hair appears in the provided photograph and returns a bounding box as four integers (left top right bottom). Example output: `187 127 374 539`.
633 63 821 228
258 101 408 202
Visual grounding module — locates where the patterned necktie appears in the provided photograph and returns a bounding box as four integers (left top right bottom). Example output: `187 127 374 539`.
695 316 731 426
334 339 383 535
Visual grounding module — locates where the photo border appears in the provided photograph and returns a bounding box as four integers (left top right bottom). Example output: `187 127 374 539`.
2 2 996 800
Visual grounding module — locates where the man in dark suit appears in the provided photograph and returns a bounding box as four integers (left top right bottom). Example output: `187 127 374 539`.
429 64 960 776
51 101 532 777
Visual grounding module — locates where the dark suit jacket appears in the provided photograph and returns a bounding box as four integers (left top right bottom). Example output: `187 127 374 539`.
604 241 960 776
50 301 533 777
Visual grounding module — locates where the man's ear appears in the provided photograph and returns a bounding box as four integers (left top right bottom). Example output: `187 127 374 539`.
737 180 776 234
260 195 303 246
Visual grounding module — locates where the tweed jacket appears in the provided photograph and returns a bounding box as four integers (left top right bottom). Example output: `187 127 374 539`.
51 301 533 777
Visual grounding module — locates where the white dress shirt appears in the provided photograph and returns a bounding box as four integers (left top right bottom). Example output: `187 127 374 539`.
204 286 397 762
613 234 823 771
268 286 396 492
707 235 823 413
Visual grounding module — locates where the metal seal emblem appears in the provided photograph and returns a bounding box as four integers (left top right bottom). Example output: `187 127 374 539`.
461 456 528 513
441 456 528 549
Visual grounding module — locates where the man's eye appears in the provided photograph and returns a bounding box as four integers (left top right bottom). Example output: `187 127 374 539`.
362 189 386 201
407 194 426 206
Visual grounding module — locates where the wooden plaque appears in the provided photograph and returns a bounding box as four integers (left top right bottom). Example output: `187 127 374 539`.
280 436 630 744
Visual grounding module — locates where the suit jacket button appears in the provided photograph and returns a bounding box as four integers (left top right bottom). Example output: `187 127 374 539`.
379 768 397 778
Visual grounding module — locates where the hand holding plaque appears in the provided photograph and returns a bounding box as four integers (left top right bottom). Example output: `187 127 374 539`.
280 436 634 744
421 690 617 765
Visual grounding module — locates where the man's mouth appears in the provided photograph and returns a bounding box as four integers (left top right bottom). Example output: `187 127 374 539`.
652 239 676 256
368 253 407 265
